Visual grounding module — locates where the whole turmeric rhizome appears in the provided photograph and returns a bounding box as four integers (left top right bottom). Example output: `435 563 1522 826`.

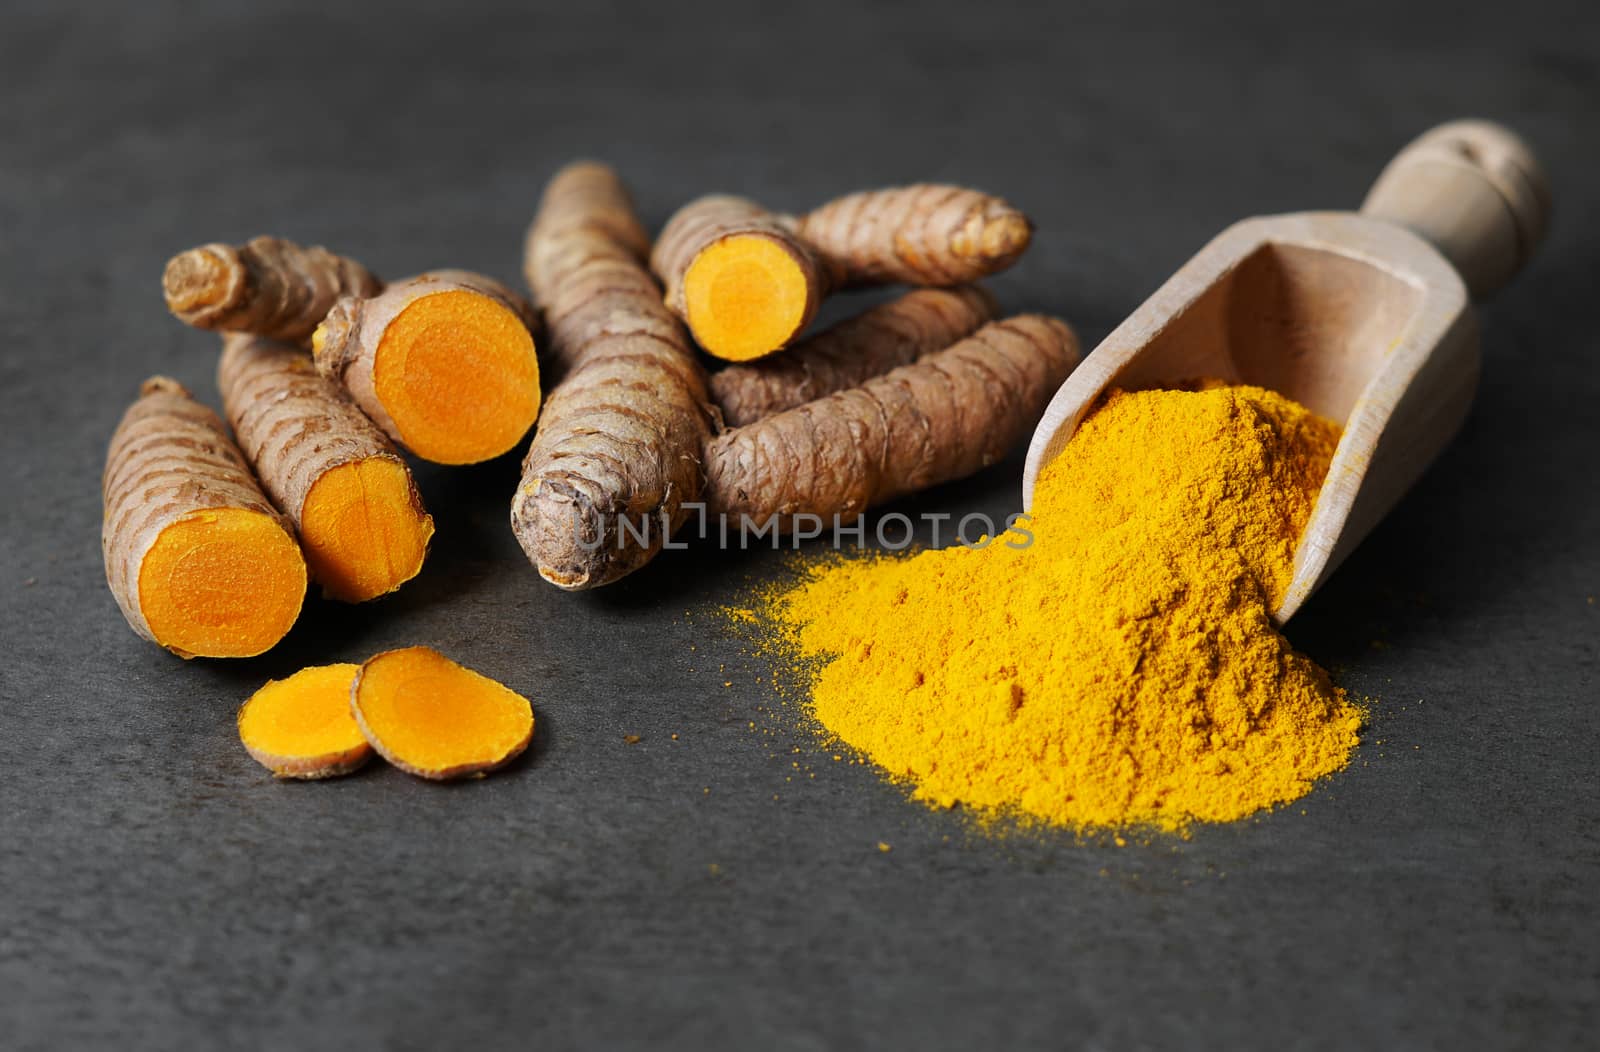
239 647 534 782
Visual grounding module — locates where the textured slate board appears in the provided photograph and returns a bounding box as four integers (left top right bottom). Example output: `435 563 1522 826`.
2 1 1595 1048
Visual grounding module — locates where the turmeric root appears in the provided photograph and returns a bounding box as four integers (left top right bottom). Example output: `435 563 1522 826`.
797 185 1033 286
218 335 434 602
702 316 1079 528
521 163 673 382
313 271 540 465
238 664 371 779
709 286 997 427
650 185 1030 360
351 646 534 780
162 236 381 345
102 377 307 658
649 195 833 361
513 161 714 589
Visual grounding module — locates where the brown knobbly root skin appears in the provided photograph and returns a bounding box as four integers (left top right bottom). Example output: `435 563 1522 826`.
162 236 381 345
649 194 833 355
313 269 537 450
709 286 998 427
220 334 407 516
702 315 1079 529
514 162 715 590
102 377 302 655
797 185 1034 286
522 164 674 382
218 334 432 600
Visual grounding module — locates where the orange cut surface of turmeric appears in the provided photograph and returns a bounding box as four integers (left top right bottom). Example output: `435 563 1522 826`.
759 383 1365 833
299 457 434 602
238 663 371 779
371 289 540 464
683 236 814 360
139 508 306 659
351 646 534 780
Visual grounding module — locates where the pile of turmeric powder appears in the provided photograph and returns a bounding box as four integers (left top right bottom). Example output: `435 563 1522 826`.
762 382 1364 831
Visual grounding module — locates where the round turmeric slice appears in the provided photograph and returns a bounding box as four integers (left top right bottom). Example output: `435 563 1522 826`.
238 663 372 779
351 646 534 781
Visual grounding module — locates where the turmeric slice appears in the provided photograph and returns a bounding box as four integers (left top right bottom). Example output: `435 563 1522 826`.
703 315 1079 530
351 647 534 781
238 664 371 779
102 377 306 658
218 334 434 602
650 195 832 360
314 271 541 465
514 162 714 589
797 185 1033 286
709 286 998 427
162 236 380 345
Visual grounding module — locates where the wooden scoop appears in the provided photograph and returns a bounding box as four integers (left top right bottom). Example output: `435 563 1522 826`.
1022 120 1549 622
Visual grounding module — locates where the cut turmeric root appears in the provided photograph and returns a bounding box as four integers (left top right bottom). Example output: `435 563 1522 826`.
650 195 832 361
238 664 372 779
219 334 434 602
162 236 380 345
300 460 432 600
314 271 541 465
351 647 534 781
102 377 307 658
651 186 1031 361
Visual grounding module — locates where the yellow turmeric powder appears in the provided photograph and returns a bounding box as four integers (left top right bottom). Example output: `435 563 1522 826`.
763 382 1364 832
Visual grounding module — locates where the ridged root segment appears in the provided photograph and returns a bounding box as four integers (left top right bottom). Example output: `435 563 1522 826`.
351 647 534 781
797 185 1033 286
702 315 1079 528
514 162 713 589
314 273 540 465
651 195 830 361
219 335 433 603
102 377 306 658
162 236 381 345
238 664 371 779
524 170 676 381
710 285 998 427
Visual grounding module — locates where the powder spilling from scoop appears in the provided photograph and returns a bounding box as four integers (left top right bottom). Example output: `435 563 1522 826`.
752 382 1364 832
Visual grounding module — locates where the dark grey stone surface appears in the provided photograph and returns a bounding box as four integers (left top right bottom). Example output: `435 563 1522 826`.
2 1 1596 1048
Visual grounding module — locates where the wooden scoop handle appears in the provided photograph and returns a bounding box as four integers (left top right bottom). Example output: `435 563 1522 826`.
1360 120 1549 299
